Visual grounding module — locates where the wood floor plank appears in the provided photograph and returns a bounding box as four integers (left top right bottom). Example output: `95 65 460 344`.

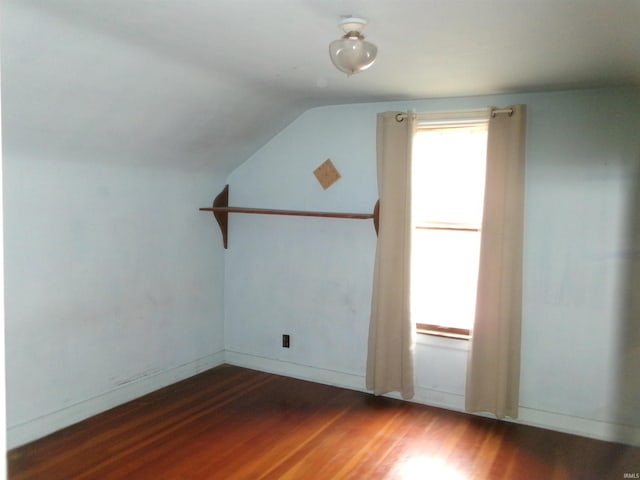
8 365 640 479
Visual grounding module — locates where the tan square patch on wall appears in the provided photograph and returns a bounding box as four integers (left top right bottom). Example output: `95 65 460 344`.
313 159 341 190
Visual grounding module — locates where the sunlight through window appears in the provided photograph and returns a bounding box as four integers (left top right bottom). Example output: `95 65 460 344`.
412 122 488 335
394 456 467 480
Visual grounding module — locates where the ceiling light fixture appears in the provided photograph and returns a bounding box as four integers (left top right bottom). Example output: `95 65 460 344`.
329 17 377 76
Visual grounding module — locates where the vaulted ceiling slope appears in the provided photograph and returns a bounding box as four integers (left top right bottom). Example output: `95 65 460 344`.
2 0 639 174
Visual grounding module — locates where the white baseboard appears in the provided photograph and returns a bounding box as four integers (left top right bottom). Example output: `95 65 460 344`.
10 350 638 449
517 407 640 446
224 350 640 447
7 351 225 449
224 350 367 392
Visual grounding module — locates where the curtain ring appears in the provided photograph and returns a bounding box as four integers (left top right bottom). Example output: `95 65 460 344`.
491 108 514 118
395 113 405 122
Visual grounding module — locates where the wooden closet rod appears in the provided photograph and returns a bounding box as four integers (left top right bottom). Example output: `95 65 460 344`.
200 185 379 248
200 206 374 220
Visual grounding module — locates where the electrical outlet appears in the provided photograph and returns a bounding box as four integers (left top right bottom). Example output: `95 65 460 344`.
282 334 290 348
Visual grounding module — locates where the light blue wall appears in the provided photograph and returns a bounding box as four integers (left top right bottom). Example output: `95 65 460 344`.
225 87 640 444
4 155 227 447
5 87 638 448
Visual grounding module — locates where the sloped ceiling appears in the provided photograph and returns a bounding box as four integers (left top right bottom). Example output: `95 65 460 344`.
2 0 639 174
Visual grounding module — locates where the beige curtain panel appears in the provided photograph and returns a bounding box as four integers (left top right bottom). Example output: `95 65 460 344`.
466 105 527 419
366 112 415 400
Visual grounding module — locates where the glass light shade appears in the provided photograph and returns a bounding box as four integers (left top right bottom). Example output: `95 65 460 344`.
329 33 377 75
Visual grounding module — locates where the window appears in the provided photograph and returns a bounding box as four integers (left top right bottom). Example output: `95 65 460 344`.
411 117 489 339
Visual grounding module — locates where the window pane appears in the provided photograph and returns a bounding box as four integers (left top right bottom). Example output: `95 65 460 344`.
411 229 481 330
412 126 487 226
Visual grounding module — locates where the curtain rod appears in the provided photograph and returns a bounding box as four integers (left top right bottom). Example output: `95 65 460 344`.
395 107 514 123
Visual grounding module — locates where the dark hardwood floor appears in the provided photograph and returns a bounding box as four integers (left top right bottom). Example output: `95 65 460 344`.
8 365 640 479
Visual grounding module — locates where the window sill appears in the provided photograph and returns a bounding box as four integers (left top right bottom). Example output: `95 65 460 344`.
416 324 471 341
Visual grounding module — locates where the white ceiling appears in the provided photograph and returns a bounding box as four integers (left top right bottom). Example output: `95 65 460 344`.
2 0 639 173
